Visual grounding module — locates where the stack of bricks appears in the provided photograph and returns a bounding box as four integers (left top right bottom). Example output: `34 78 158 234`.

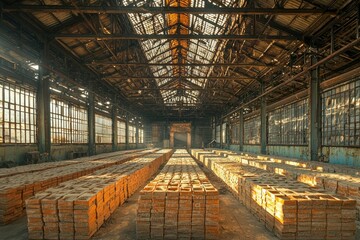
137 149 219 240
0 149 157 224
211 148 360 226
0 149 147 179
221 151 360 224
191 149 357 240
25 150 173 240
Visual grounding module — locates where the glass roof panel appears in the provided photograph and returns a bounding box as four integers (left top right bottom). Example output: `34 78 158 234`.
122 0 241 106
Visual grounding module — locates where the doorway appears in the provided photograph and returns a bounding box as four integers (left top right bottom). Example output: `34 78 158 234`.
174 132 187 148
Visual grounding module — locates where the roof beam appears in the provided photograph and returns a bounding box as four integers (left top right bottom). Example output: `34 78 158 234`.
3 5 337 15
87 62 269 67
54 33 299 41
105 76 254 80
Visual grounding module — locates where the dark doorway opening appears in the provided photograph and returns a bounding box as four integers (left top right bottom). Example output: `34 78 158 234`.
174 132 187 148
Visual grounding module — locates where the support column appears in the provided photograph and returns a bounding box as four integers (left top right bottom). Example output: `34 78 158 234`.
309 55 321 161
135 119 139 149
111 105 118 152
219 117 223 148
37 41 51 157
226 116 231 148
87 89 96 156
125 114 129 150
260 80 267 155
239 109 244 152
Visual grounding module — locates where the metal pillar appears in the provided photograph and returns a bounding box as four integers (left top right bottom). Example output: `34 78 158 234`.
135 119 139 149
239 109 244 152
260 80 267 155
219 117 223 148
309 55 321 161
87 89 96 156
37 41 51 156
111 105 118 152
226 116 231 148
125 114 129 150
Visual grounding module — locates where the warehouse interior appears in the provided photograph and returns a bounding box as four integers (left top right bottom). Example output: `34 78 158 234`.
0 0 360 239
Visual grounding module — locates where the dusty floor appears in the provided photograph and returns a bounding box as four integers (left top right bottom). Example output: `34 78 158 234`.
2 160 358 240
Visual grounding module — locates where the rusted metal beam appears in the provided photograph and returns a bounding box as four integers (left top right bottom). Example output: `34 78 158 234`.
88 62 269 67
223 37 360 118
54 33 299 41
104 76 254 80
3 5 337 15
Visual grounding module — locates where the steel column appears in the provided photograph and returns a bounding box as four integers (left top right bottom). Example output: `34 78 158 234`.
112 105 118 152
125 114 129 150
87 89 96 156
136 120 139 149
239 109 244 152
37 41 51 156
309 55 321 161
260 81 267 155
219 117 223 148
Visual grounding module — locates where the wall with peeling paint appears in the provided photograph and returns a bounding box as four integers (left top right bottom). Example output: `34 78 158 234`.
267 145 309 161
322 146 360 167
243 145 261 154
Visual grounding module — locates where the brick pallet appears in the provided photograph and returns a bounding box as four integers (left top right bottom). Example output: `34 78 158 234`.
26 150 173 240
218 152 360 224
137 149 219 240
0 149 146 179
191 149 357 240
0 149 157 224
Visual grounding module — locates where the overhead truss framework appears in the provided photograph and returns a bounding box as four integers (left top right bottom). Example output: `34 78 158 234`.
1 0 358 119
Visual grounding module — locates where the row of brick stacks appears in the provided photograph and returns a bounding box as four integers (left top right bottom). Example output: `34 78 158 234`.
212 150 360 226
25 149 174 240
191 149 357 240
0 149 157 224
137 149 219 240
0 149 144 179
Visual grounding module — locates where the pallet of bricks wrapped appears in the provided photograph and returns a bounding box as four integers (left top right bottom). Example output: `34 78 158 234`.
222 152 360 226
191 149 357 240
25 150 173 240
0 149 157 224
0 149 146 179
137 149 219 240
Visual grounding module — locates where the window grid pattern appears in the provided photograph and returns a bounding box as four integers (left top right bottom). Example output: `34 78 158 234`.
222 123 226 144
117 120 126 143
215 125 221 143
231 122 240 144
268 99 308 145
128 124 136 144
244 116 260 145
95 114 112 143
139 128 144 143
0 81 36 143
322 78 360 146
51 99 88 144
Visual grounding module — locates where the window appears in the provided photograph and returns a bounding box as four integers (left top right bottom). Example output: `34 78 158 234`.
139 128 144 143
231 122 240 144
268 99 308 145
322 78 360 146
222 123 226 144
128 124 136 143
0 80 36 143
50 99 88 143
215 125 220 143
95 114 112 143
244 116 260 144
117 120 126 143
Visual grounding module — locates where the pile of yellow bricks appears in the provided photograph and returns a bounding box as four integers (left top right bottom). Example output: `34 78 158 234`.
26 150 173 240
191 149 357 240
0 149 157 224
137 149 219 240
217 151 360 224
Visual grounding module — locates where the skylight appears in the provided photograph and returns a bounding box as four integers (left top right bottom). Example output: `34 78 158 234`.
122 0 241 107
